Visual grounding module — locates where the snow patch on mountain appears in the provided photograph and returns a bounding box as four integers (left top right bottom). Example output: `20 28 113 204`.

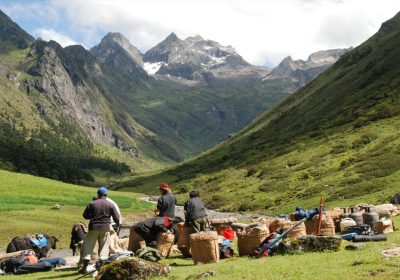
144 62 163 75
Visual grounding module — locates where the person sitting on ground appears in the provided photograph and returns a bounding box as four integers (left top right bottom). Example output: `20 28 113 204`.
80 187 120 273
184 191 209 233
156 183 176 221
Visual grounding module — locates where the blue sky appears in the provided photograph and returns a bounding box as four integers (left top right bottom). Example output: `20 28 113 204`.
1 0 400 67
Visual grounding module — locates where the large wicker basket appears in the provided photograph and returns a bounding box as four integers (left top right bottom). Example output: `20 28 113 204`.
189 231 219 265
177 223 192 258
128 226 146 253
281 221 307 238
156 232 175 258
305 215 335 236
237 226 269 256
268 218 286 233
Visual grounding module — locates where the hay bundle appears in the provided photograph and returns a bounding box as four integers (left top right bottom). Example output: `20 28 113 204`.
268 218 286 233
237 226 269 256
281 221 307 238
96 257 170 280
128 227 146 253
305 215 335 236
189 231 219 265
156 232 174 258
177 223 192 258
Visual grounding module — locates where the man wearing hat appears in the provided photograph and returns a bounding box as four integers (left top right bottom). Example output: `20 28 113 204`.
156 183 176 221
80 187 120 273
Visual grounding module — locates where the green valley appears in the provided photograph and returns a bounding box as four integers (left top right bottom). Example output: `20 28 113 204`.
118 12 400 213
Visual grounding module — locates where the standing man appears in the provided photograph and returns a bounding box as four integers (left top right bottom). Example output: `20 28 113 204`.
156 183 176 221
79 187 120 273
184 191 209 232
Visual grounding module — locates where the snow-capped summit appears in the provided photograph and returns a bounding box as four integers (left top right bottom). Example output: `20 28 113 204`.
143 33 270 81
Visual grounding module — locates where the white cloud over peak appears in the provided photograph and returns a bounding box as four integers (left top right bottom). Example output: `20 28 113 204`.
2 0 400 66
33 28 78 47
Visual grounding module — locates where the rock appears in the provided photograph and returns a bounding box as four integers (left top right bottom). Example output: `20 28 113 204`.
390 193 400 205
352 260 364 266
95 257 170 280
193 270 216 279
280 236 342 253
381 245 400 259
51 203 62 210
345 243 365 250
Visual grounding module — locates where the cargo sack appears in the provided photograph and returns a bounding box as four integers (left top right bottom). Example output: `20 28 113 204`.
237 226 269 256
375 220 394 234
305 214 335 236
128 227 146 253
189 231 219 265
177 223 192 258
156 232 174 258
281 221 307 238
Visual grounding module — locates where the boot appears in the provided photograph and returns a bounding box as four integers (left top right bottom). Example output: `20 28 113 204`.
78 259 90 274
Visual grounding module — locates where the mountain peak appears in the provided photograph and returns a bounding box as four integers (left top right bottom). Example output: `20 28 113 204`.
165 32 180 42
0 9 35 50
91 32 143 66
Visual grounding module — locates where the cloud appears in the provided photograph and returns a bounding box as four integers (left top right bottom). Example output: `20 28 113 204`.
33 28 78 47
2 0 400 66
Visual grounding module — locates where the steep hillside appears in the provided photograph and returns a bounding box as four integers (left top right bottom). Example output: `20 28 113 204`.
118 12 400 213
0 9 347 183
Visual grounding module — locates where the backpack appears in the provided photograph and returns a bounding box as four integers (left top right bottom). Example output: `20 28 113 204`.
343 224 371 235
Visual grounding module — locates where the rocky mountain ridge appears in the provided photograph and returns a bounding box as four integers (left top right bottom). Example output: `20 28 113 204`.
0 9 349 174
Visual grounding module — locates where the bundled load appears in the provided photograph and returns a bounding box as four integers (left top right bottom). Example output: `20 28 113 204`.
375 219 395 234
237 225 269 256
177 223 192 258
305 214 335 236
128 227 145 253
281 221 307 238
267 219 286 233
156 232 174 258
189 231 219 265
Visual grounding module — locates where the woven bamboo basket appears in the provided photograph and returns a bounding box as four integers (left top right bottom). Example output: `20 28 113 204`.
268 218 286 233
305 215 335 236
189 231 219 265
156 232 175 258
128 226 146 253
237 226 269 256
281 221 307 238
177 223 192 258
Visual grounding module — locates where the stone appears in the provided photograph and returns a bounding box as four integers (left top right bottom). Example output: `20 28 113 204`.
345 243 365 250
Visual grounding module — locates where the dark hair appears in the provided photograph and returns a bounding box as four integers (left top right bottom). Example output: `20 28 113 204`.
189 191 199 198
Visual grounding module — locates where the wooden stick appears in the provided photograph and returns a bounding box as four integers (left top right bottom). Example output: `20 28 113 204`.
317 197 324 235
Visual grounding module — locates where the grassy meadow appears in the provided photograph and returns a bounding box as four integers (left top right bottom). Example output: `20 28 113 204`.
0 170 152 249
1 217 399 280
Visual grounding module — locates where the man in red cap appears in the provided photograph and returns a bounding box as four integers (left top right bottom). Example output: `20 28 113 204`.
156 182 176 221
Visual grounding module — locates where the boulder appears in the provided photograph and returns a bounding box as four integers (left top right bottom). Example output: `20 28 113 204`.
95 257 170 280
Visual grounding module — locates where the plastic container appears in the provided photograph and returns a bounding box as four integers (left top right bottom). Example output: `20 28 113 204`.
363 207 380 231
349 207 363 226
